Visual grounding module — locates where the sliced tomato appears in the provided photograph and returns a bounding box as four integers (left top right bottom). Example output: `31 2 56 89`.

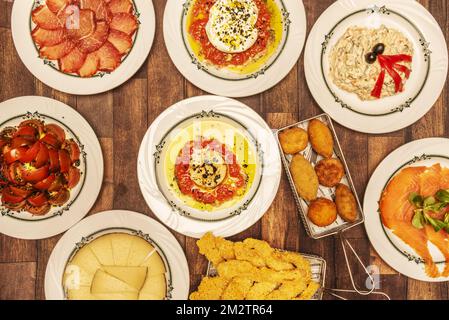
216 185 235 202
3 200 26 211
9 185 33 198
34 173 56 191
48 148 60 172
48 174 63 192
26 203 51 216
13 126 37 139
21 165 49 183
45 124 66 144
228 164 241 178
48 188 70 206
19 120 44 136
8 162 25 185
4 147 28 164
10 137 34 149
65 166 80 189
58 149 71 173
19 141 41 163
27 192 49 207
40 133 61 148
64 139 81 164
2 187 25 204
34 144 49 168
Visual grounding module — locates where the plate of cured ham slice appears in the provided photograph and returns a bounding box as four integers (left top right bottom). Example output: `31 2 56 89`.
11 0 155 95
364 138 449 281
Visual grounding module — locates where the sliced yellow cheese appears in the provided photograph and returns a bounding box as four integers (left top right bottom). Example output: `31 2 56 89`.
94 292 139 300
63 265 95 289
91 270 138 294
102 266 148 291
70 246 101 274
139 273 166 300
88 235 114 266
67 286 96 300
140 251 166 276
110 233 134 266
127 236 155 266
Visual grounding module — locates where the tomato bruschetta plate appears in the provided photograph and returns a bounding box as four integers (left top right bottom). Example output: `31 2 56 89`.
0 96 103 239
11 0 155 95
137 96 281 238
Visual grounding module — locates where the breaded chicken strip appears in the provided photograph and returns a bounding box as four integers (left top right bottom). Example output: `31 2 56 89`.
189 277 229 300
246 282 277 300
221 277 254 300
296 281 320 300
197 232 235 266
216 260 257 279
266 279 308 300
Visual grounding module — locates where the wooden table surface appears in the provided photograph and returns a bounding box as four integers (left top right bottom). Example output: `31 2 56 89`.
0 0 448 300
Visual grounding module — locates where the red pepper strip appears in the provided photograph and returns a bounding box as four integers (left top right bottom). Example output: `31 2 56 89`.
393 63 411 78
371 69 386 98
379 55 404 93
383 54 412 64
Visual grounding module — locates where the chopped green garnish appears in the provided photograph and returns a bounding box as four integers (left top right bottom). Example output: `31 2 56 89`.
412 211 425 229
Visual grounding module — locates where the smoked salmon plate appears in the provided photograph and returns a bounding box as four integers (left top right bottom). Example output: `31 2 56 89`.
380 163 449 278
31 0 139 77
0 119 82 216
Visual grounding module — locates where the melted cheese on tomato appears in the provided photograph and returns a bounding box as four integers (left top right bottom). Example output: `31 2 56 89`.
206 0 259 53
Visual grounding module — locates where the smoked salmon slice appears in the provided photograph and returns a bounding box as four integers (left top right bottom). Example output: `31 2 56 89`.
380 164 449 278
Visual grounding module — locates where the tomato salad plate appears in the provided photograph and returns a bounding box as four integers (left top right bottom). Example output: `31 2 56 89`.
12 0 155 95
163 0 306 97
0 96 103 240
364 138 449 282
304 0 448 134
137 96 281 238
45 210 189 300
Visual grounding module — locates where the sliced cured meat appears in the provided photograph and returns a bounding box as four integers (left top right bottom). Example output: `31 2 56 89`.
78 52 99 77
40 39 75 60
80 0 112 21
108 0 133 14
66 9 96 41
109 13 138 36
96 41 121 71
78 21 109 53
31 27 66 47
32 5 62 30
107 29 132 55
46 0 71 13
59 47 87 73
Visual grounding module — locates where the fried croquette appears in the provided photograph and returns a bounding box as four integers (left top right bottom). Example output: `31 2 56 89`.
190 233 319 300
307 198 337 227
315 158 345 187
335 183 358 222
279 127 309 154
308 119 334 158
290 154 319 201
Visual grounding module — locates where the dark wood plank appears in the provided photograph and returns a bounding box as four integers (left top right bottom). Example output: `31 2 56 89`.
0 1 12 29
0 262 36 300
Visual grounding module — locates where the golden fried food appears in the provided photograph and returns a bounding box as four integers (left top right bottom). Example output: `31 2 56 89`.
308 119 334 158
307 198 337 227
278 127 308 155
197 231 235 266
190 233 320 301
315 158 345 187
290 154 319 202
335 183 358 222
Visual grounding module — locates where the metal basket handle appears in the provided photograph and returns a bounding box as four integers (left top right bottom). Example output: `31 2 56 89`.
323 231 391 300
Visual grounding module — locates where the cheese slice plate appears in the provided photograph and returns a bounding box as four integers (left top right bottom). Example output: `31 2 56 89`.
45 210 189 300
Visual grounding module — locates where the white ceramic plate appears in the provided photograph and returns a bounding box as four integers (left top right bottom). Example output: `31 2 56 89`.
11 0 155 95
137 96 281 238
304 0 448 134
364 138 449 282
0 96 103 240
45 210 190 300
163 0 306 97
